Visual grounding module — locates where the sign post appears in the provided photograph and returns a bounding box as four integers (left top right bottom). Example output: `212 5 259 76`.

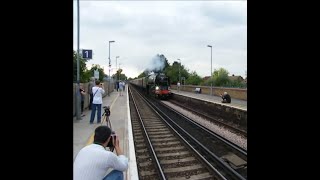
94 69 99 80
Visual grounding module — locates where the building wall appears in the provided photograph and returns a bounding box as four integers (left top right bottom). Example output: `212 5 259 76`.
172 93 247 130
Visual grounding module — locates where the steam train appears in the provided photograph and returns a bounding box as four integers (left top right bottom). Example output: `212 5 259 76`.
130 73 172 99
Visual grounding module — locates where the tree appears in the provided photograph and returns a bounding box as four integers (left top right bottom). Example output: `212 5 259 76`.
164 64 176 83
186 71 202 85
85 64 105 82
164 60 189 84
113 68 122 82
146 54 170 74
118 73 127 81
212 68 230 86
73 50 88 82
227 78 246 88
137 70 149 78
112 68 127 81
159 54 170 70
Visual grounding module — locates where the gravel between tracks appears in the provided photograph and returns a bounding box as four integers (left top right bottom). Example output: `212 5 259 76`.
162 101 247 150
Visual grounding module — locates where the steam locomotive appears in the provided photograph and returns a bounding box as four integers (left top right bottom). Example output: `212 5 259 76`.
130 73 172 99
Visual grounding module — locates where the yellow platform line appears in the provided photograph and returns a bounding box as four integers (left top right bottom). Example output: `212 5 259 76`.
86 94 119 145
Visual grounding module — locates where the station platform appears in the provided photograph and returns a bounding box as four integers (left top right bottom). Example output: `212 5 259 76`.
170 89 247 111
73 85 138 180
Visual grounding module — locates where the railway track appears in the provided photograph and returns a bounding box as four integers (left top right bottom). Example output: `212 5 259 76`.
129 86 223 180
168 99 247 137
149 96 247 179
129 85 247 179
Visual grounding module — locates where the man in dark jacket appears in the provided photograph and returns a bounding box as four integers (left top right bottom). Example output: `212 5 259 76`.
221 92 231 103
80 83 86 116
88 77 95 110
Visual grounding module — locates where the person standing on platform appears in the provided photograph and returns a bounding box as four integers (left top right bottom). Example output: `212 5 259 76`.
116 81 119 92
88 77 95 110
79 83 86 117
177 82 181 92
118 81 124 96
89 80 105 124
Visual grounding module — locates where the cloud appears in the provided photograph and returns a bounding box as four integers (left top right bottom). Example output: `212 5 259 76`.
74 1 247 78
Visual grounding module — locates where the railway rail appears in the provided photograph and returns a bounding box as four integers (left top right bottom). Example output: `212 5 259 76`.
168 99 247 137
129 85 247 180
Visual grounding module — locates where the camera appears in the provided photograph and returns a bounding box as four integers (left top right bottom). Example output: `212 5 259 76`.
103 106 111 116
107 131 116 148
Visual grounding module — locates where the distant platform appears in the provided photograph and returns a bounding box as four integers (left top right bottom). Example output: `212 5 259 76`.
170 89 247 111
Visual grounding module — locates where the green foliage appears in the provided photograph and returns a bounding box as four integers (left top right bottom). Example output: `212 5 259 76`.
147 54 170 73
213 68 230 86
154 54 170 73
82 71 92 83
118 73 127 81
186 71 202 85
225 78 247 88
159 54 170 70
85 64 105 82
138 70 149 78
112 68 127 81
164 60 189 84
73 50 88 83
164 65 176 82
135 54 246 88
202 77 213 86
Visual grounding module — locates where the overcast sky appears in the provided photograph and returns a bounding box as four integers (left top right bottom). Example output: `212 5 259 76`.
73 1 247 79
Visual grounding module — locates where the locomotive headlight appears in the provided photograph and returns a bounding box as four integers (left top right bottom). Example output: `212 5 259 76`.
155 86 159 90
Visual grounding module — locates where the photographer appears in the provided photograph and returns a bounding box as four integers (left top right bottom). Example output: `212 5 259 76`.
220 91 231 103
89 80 105 124
74 126 128 180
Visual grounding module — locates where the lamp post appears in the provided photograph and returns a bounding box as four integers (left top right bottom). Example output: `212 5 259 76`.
177 59 181 84
119 63 122 80
207 45 213 96
108 40 115 96
116 56 119 82
76 0 81 120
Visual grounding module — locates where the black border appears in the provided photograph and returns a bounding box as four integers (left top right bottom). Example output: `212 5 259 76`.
2 1 72 178
248 1 312 179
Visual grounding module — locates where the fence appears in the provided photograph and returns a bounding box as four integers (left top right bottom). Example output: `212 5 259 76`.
73 80 114 116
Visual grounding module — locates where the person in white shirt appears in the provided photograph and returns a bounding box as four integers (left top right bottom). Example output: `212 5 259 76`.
118 81 124 96
89 80 105 124
73 126 128 180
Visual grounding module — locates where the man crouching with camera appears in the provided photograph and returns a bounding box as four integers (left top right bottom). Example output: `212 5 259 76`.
74 126 128 180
